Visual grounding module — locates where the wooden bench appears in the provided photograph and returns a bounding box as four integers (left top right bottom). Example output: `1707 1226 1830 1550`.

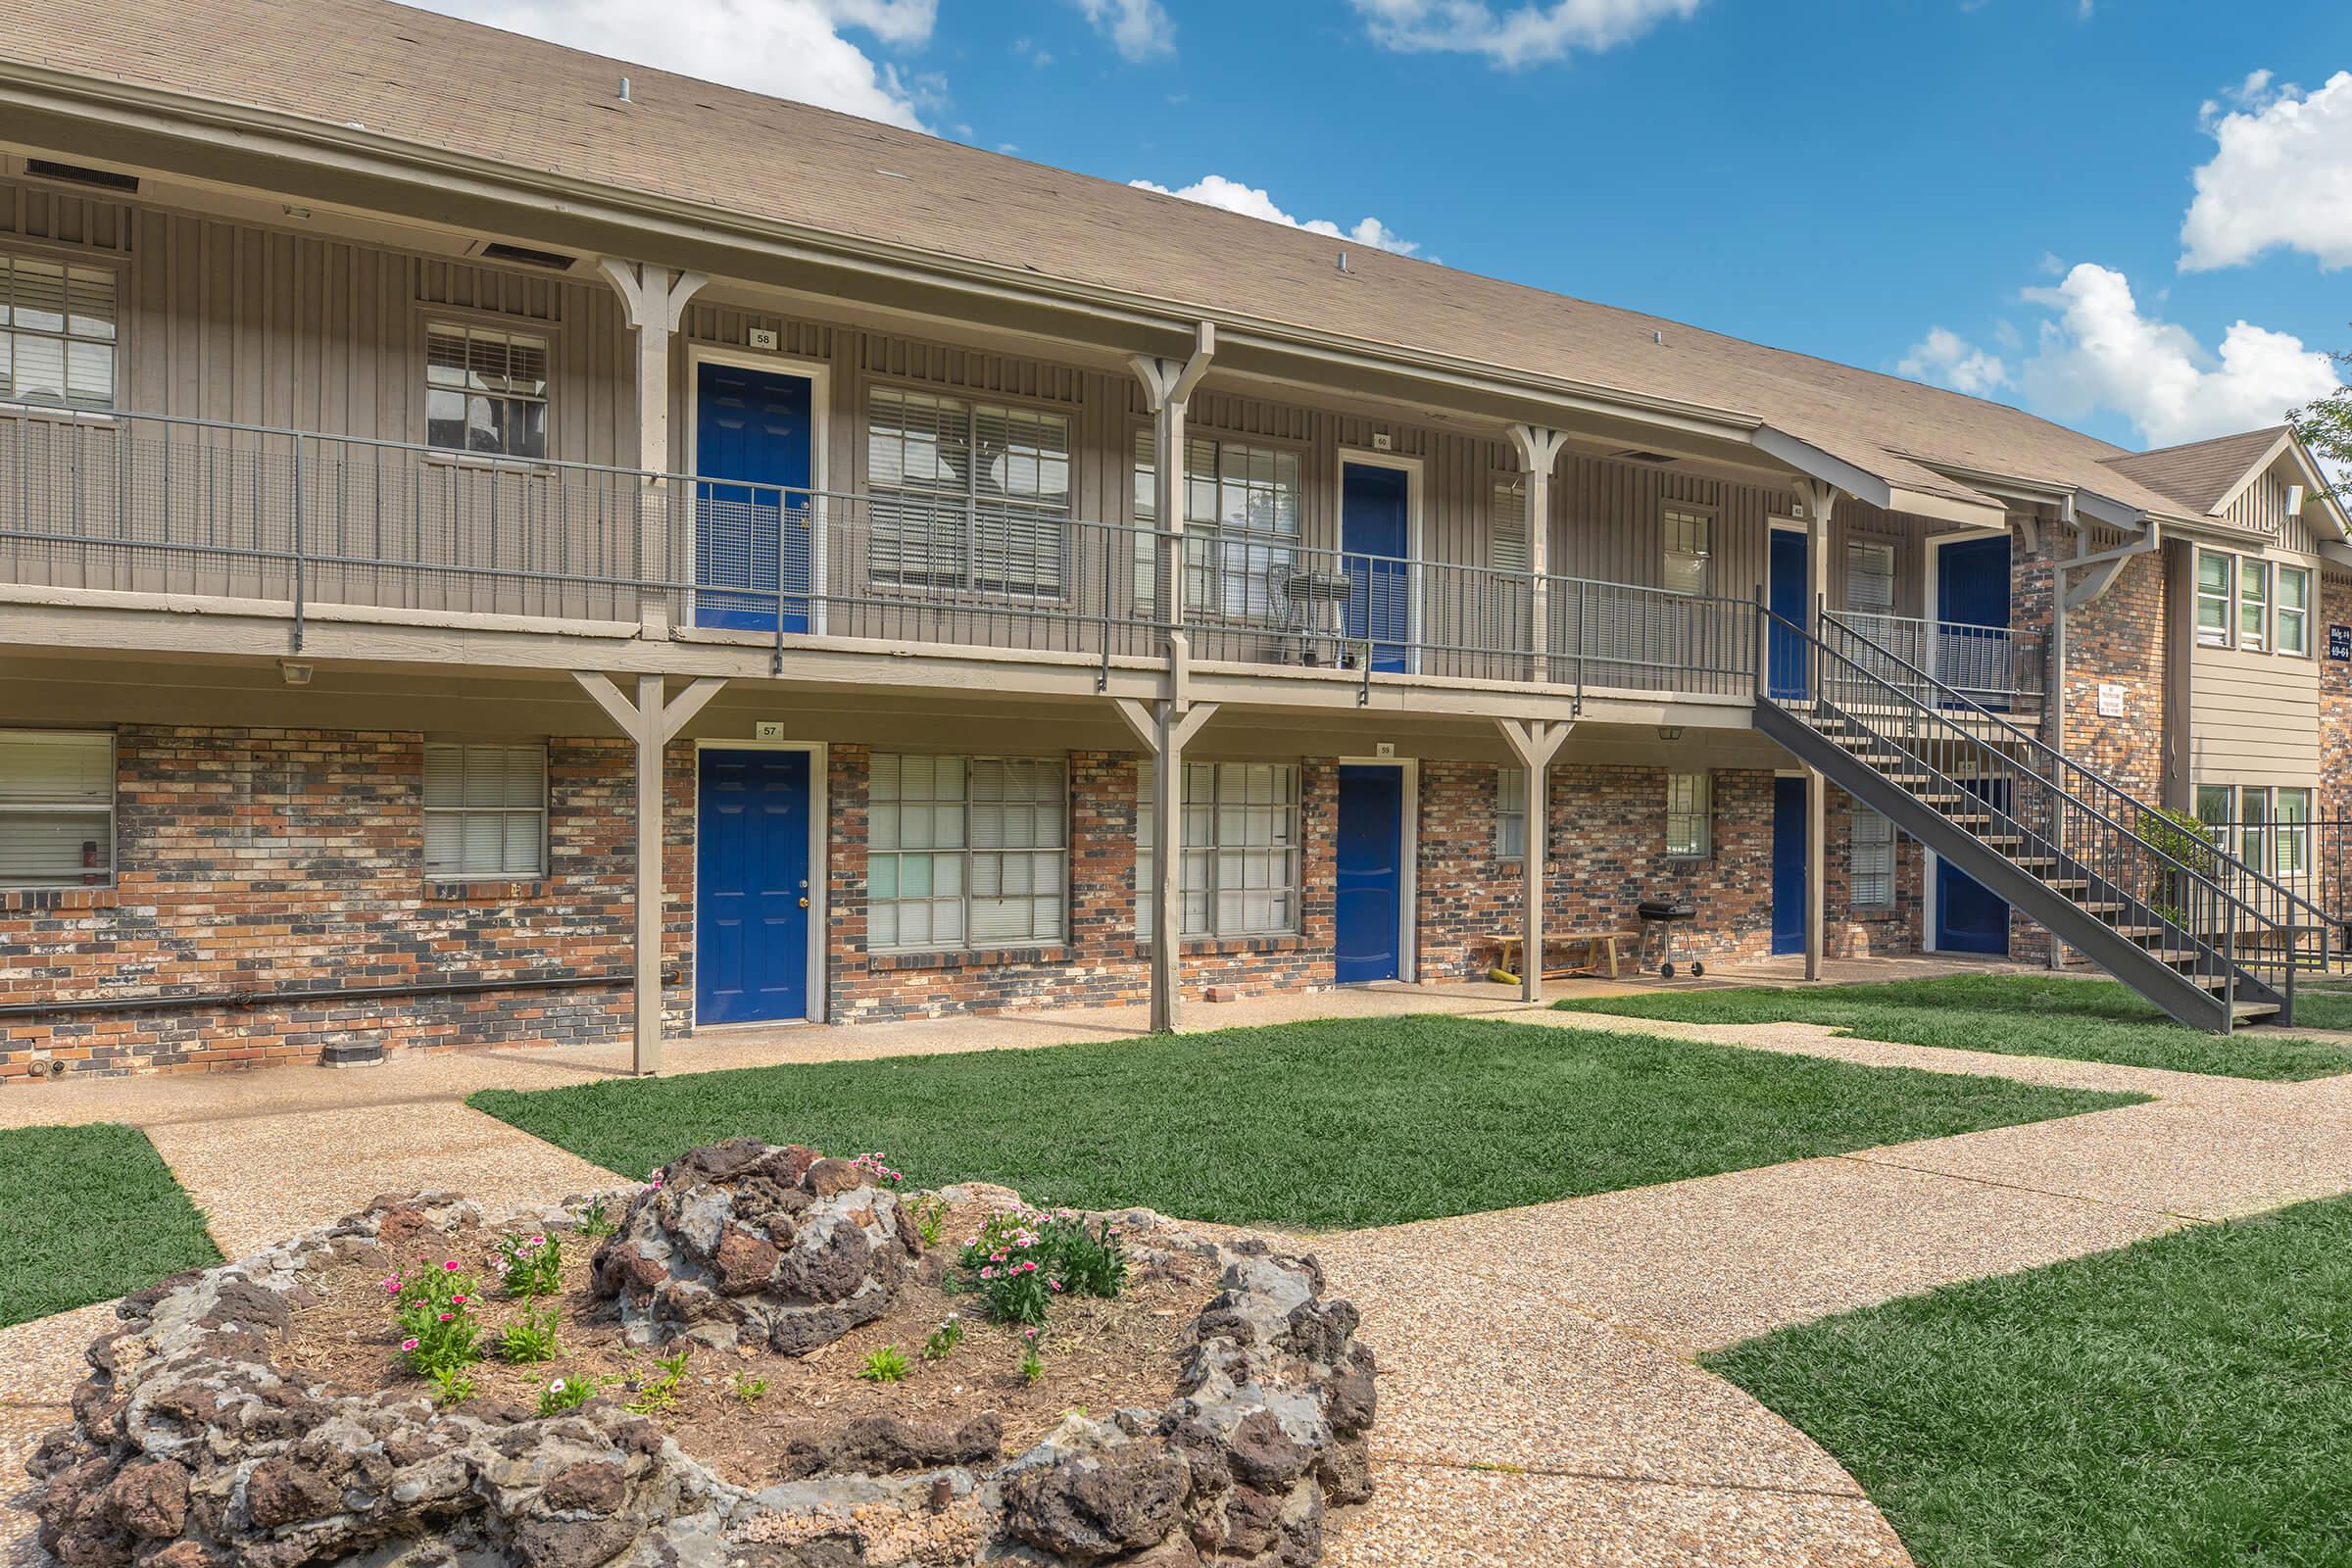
1494 930 1638 982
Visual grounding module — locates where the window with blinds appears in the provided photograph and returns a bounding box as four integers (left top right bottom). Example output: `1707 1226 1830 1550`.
1137 760 1299 940
1496 767 1528 858
1851 808 1895 907
0 730 114 887
0 254 117 409
1846 540 1896 613
869 389 1072 596
868 753 1067 951
1132 428 1303 618
1661 508 1713 596
1491 479 1530 574
1665 771 1711 859
425 322 549 459
422 744 547 879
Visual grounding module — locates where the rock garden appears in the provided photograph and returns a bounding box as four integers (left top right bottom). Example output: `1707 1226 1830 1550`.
27 1137 1377 1567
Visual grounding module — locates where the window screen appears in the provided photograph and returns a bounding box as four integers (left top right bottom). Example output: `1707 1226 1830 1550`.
1137 760 1300 939
0 254 116 409
0 730 114 886
422 743 547 878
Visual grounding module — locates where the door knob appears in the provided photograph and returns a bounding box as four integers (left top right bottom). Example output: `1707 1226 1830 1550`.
799 897 810 907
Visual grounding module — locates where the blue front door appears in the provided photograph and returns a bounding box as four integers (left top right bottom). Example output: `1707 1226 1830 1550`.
696 749 811 1024
1336 764 1405 983
1772 775 1806 956
1342 464 1410 673
695 362 813 632
1936 776 2010 955
1768 529 1809 700
1936 534 2013 708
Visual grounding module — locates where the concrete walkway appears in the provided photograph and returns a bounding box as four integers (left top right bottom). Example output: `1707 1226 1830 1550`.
7 967 2348 1566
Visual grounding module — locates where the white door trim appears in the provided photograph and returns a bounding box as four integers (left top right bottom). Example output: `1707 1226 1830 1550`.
1337 449 1425 676
689 738 830 1028
1337 755 1419 983
683 344 834 636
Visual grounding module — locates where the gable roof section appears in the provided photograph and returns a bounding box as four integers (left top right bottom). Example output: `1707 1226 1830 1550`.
0 0 2259 523
2100 427 2290 516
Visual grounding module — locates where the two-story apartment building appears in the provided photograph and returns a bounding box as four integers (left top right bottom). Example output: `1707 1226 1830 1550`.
0 0 2345 1078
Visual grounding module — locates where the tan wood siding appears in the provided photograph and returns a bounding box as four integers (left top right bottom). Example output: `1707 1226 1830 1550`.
2190 643 2320 789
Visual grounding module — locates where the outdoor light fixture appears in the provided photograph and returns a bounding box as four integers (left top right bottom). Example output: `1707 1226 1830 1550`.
1657 725 1684 742
279 662 314 685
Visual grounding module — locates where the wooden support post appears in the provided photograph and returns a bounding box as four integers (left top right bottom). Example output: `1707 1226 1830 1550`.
574 671 727 1073
1791 479 1842 984
1496 716 1575 1003
599 258 709 638
1129 323 1215 638
1115 680 1220 1034
1505 425 1570 683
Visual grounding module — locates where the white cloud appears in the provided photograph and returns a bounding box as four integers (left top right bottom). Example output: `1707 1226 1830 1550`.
1071 0 1175 60
1128 174 1423 256
1898 327 2010 396
2181 69 2352 270
1348 0 1702 67
409 0 939 129
2019 263 2339 446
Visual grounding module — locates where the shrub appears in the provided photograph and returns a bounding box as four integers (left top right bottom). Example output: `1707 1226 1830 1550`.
576 1196 615 1240
923 1314 964 1361
499 1302 563 1364
858 1345 911 1383
496 1233 563 1298
1017 1329 1045 1387
538 1376 595 1417
850 1152 904 1188
388 1261 481 1383
957 1206 1128 1326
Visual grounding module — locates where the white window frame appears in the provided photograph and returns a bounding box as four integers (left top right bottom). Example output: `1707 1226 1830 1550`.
1851 807 1896 908
0 250 119 411
1665 771 1711 860
424 318 550 461
2195 549 2233 648
1491 476 1530 575
0 729 115 888
1496 766 1528 859
1846 539 1897 615
1133 426 1305 621
2277 565 2312 658
869 385 1073 599
1138 760 1301 940
1661 507 1714 597
2239 557 2271 652
866 753 1069 953
422 742 548 880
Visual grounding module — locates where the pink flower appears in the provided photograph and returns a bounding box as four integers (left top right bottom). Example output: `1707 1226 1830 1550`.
1049 1281 1063 1293
383 1279 400 1295
1022 1327 1039 1341
401 1338 419 1351
529 1236 546 1248
451 1294 467 1305
442 1260 460 1272
438 1311 454 1322
980 1267 996 1280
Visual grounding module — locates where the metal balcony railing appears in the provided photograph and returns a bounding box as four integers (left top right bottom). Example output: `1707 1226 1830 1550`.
0 403 1762 701
1839 609 2044 710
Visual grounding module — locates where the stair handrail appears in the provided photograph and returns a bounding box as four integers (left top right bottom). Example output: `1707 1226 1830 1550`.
1779 610 2238 914
1765 603 2306 1016
1818 608 2331 933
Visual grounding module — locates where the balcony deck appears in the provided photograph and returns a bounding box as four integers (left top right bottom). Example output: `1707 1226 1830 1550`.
0 406 2041 723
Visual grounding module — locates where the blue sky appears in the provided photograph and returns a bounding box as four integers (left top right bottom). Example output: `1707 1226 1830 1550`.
422 0 2352 453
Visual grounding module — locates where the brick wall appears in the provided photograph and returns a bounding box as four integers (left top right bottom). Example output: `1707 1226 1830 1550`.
824 748 1342 1023
0 728 643 1080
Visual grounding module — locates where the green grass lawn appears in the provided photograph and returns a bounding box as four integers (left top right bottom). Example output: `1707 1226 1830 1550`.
1708 1195 2352 1568
0 1122 220 1328
2282 985 2352 1033
470 1014 2139 1230
1553 973 2352 1082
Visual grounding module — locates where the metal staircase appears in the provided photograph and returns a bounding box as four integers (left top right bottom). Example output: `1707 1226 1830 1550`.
1755 605 2329 1031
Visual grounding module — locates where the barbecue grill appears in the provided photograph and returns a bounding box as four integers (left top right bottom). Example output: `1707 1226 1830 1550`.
1637 898 1702 979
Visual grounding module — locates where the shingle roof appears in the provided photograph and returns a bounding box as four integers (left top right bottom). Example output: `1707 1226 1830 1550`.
2099 427 2289 516
0 0 2253 520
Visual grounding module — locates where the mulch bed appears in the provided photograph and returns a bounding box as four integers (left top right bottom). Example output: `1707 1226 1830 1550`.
277 1194 1217 1488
